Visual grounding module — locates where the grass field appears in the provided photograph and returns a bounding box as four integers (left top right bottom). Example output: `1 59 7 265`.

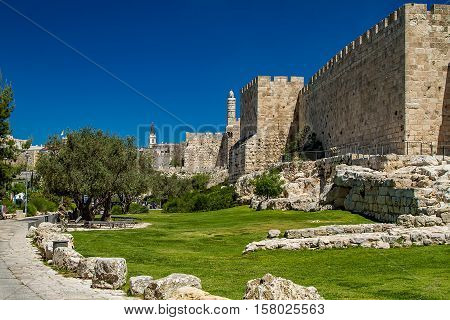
71 206 450 299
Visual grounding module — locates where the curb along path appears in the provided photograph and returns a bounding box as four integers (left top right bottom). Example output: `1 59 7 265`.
0 219 128 300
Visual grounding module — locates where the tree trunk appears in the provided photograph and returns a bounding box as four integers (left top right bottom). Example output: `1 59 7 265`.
75 197 94 221
80 204 94 221
101 195 112 221
119 194 132 214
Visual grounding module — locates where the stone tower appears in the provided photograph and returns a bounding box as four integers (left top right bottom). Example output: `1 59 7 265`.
227 90 236 126
148 123 157 148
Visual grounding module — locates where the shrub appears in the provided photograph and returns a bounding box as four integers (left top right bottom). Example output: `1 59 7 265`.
29 196 58 213
191 174 210 191
26 203 37 216
251 171 283 200
129 202 149 214
111 205 122 215
163 185 236 213
1 198 17 213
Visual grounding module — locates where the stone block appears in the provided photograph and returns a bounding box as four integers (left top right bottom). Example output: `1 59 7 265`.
130 276 154 296
243 274 322 300
144 273 202 300
92 258 127 290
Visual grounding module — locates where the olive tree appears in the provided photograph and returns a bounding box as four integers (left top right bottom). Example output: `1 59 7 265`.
36 128 151 221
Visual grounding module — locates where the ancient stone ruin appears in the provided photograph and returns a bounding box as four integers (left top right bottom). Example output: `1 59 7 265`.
147 3 449 185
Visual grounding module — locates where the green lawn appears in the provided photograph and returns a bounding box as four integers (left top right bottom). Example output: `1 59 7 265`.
71 206 450 299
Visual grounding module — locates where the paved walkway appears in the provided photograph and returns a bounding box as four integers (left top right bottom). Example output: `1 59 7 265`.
0 219 128 299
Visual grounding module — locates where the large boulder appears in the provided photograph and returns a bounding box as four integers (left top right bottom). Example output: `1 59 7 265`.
144 273 202 300
77 257 99 279
243 274 322 300
267 229 281 239
167 286 228 300
91 258 127 289
130 276 154 296
26 226 37 238
53 247 83 272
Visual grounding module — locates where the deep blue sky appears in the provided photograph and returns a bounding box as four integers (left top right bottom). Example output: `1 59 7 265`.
0 0 439 146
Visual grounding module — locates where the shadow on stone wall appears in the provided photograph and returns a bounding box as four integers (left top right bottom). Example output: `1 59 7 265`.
438 64 450 153
285 96 301 154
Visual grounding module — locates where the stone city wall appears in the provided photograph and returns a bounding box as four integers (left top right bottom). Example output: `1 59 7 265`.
148 143 184 170
404 4 449 150
183 132 224 173
229 76 304 181
296 4 449 153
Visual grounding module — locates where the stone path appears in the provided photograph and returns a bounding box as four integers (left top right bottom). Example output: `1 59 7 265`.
0 219 128 299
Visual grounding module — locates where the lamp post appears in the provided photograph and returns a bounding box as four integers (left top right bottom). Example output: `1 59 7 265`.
24 154 30 216
24 173 28 216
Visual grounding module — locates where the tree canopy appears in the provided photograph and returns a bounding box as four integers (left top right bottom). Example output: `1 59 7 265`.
0 77 18 197
251 170 283 200
36 128 153 220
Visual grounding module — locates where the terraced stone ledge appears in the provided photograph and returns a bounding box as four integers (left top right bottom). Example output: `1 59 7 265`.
243 225 449 254
284 223 396 239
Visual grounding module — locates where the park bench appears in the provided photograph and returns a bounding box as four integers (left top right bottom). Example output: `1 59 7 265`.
110 216 139 221
67 216 84 228
85 220 137 229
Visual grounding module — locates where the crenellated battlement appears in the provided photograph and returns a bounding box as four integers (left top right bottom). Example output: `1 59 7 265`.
185 132 223 142
298 3 446 96
296 2 449 153
240 75 304 94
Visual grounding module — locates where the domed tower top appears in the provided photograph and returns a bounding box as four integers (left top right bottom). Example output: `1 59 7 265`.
227 89 236 126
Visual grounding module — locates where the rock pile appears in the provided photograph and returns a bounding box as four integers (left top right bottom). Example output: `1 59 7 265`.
243 274 322 300
28 223 129 291
236 155 449 223
326 163 449 222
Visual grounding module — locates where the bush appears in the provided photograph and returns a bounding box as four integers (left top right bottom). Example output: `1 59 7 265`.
110 205 122 215
1 198 17 214
251 171 283 200
191 174 210 191
26 203 37 216
163 185 236 213
128 202 149 214
29 196 58 213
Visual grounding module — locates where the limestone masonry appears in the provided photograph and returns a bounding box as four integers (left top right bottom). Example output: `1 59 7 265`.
148 3 448 182
297 3 449 154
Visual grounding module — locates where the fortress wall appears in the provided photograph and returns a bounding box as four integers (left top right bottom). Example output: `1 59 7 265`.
148 144 184 170
297 6 407 151
240 79 259 139
183 132 225 173
230 76 303 181
218 120 241 169
404 4 450 149
297 3 449 153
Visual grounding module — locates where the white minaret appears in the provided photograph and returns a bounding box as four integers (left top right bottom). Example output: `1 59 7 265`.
227 90 236 126
149 123 157 147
